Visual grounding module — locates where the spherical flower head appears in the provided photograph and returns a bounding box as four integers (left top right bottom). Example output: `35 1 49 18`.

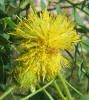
12 10 79 88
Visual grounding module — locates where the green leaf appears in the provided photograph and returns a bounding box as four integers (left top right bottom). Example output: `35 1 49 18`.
76 14 83 25
65 50 74 60
0 34 9 45
9 0 17 8
59 0 65 3
72 8 83 25
20 0 36 13
78 24 89 34
0 0 5 12
2 33 10 40
81 0 87 9
30 1 36 13
20 0 30 9
75 44 80 56
80 40 89 52
86 8 89 21
4 18 17 30
78 61 84 80
0 57 4 83
56 5 62 14
0 4 5 12
40 0 46 10
0 9 7 18
0 0 4 5
79 95 89 100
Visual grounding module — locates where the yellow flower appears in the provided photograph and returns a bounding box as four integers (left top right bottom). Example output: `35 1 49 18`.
11 10 79 90
10 65 37 91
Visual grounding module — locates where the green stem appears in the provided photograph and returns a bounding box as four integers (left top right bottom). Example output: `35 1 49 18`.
73 7 76 22
65 80 83 96
66 0 75 5
66 0 89 15
43 89 54 100
0 85 16 100
53 81 65 100
38 84 54 100
58 73 73 100
21 80 54 100
10 92 17 100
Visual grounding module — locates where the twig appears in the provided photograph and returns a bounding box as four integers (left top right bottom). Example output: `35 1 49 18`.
21 80 54 100
0 85 16 100
66 0 89 15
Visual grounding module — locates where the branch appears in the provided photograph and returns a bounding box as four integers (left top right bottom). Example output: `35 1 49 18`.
21 80 54 100
66 0 89 15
